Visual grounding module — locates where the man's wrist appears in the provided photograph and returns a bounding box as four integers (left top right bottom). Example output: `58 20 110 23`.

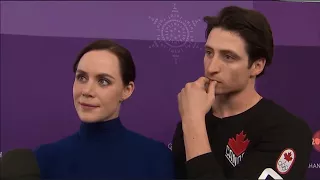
181 115 206 132
181 115 211 161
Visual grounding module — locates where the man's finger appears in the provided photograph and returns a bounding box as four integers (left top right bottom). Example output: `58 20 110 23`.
195 76 210 87
207 81 217 102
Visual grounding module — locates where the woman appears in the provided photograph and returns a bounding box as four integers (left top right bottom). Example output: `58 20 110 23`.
34 40 173 179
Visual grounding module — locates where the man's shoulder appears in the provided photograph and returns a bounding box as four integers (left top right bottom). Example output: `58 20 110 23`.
173 121 183 138
259 99 312 139
265 100 309 125
171 122 185 151
175 121 183 130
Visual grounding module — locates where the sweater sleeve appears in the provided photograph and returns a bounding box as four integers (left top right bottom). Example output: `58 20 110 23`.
172 119 313 180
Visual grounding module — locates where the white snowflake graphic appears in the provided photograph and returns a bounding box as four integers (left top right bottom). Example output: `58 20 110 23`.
149 3 202 64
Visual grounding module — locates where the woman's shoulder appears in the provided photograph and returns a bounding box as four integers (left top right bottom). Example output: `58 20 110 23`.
124 130 171 154
33 132 79 158
32 133 79 177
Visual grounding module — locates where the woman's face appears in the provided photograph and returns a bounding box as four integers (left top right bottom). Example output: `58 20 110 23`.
73 50 134 123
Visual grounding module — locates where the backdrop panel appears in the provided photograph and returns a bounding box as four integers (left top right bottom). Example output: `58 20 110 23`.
1 34 319 179
1 1 319 179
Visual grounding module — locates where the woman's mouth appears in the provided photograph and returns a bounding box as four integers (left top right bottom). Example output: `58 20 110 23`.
79 102 100 109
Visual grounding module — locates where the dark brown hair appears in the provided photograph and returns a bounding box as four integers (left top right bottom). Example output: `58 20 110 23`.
204 6 274 77
73 39 136 85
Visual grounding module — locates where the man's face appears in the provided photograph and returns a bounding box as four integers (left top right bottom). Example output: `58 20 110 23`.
204 27 260 95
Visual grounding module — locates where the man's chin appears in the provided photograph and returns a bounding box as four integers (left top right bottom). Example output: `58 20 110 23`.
214 89 226 96
215 89 241 97
214 87 234 96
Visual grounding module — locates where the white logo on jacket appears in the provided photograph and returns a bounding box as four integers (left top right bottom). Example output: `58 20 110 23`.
225 131 250 167
258 168 283 180
276 148 296 174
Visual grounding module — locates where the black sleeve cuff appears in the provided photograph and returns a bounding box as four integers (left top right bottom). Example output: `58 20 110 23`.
185 152 224 179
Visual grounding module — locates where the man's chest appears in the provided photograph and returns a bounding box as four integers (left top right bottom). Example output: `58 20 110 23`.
206 120 261 170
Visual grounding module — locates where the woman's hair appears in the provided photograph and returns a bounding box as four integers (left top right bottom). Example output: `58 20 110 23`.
73 39 136 85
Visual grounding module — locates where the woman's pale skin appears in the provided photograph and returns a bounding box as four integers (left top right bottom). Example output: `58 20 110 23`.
73 50 134 123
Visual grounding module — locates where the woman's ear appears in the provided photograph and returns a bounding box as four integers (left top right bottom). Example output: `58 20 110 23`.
121 81 135 102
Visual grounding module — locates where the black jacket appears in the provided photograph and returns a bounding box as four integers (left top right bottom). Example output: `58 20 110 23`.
172 98 312 180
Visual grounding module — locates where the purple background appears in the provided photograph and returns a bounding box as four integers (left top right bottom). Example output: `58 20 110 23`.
1 1 320 179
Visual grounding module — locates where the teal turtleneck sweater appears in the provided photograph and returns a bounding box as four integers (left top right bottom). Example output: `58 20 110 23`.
34 117 173 179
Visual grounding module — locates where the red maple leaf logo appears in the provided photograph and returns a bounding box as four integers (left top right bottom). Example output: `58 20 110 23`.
284 152 293 162
228 131 250 156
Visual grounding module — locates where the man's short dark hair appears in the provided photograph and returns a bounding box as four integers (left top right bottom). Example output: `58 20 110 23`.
204 6 274 77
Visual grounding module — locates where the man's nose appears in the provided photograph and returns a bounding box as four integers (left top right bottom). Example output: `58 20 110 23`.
206 57 221 74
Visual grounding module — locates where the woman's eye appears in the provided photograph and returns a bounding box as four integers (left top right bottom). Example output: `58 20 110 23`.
76 75 87 82
99 79 110 86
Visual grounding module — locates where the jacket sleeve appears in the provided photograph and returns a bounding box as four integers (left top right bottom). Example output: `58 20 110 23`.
172 122 225 179
171 122 188 179
172 119 313 180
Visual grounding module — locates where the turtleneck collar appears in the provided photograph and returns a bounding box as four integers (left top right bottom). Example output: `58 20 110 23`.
78 117 125 140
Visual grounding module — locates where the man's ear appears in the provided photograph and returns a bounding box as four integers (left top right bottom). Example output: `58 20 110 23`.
250 58 266 77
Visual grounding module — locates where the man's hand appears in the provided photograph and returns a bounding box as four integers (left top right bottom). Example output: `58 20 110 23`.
178 77 217 122
177 77 217 161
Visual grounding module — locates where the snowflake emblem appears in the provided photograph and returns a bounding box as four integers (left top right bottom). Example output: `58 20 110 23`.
148 3 202 64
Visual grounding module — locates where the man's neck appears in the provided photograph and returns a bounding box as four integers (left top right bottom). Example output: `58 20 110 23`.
212 83 262 118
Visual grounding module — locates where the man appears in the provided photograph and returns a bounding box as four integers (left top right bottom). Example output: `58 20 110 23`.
173 6 312 180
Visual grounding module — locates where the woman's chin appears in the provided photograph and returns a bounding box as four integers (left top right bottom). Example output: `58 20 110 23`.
78 114 102 123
